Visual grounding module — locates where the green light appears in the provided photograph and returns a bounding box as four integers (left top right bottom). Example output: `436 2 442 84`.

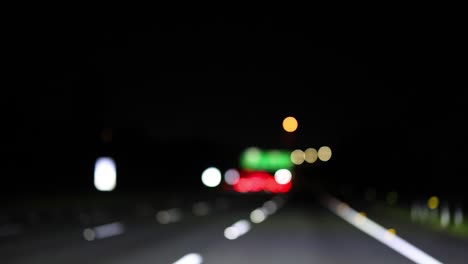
240 147 293 171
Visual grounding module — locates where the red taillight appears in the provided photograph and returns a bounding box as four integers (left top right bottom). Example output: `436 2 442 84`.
232 170 291 193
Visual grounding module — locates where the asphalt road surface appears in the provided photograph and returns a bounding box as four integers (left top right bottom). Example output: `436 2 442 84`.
1 193 467 264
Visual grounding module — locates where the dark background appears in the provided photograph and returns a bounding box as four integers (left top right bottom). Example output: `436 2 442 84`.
1 14 466 203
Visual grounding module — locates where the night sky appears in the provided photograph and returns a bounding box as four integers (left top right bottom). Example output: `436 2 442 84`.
2 14 466 202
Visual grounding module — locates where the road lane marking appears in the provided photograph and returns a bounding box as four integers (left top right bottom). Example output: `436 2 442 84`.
83 221 125 241
172 253 203 264
322 194 443 264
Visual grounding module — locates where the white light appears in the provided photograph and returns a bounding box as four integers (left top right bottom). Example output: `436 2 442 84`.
201 167 222 187
94 157 117 191
232 219 251 234
250 208 267 223
224 226 240 240
274 169 292 185
323 195 443 264
224 219 251 240
440 205 450 228
172 253 203 264
224 168 240 185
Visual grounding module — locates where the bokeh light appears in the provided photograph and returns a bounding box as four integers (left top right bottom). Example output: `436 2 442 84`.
94 157 117 191
250 208 267 223
224 168 240 185
304 147 318 163
240 147 293 171
282 116 298 132
318 146 332 161
201 167 222 187
274 169 292 185
290 149 305 165
428 196 439 210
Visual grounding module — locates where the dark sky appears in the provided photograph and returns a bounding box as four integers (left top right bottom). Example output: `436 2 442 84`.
2 14 466 199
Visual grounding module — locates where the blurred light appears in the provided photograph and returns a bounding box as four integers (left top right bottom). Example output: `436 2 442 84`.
240 147 293 171
84 222 124 241
172 253 203 264
156 210 171 224
250 208 267 223
232 219 251 234
224 219 251 240
94 157 117 191
274 169 292 185
272 195 286 208
304 148 318 163
224 226 239 240
242 147 262 165
282 116 298 132
94 222 124 239
428 196 439 210
290 149 305 165
201 167 222 187
156 208 182 224
83 228 96 241
224 168 240 185
263 200 278 215
232 170 292 193
323 195 443 264
317 146 332 161
440 204 450 228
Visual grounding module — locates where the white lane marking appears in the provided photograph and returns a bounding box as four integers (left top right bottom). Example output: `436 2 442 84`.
172 253 203 264
322 195 443 264
83 221 125 241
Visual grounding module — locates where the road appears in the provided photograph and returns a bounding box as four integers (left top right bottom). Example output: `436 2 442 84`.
1 192 467 264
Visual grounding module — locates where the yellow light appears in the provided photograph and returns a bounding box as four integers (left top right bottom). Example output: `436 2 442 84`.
290 149 305 165
318 146 332 161
304 148 318 163
282 116 298 132
427 196 439 210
